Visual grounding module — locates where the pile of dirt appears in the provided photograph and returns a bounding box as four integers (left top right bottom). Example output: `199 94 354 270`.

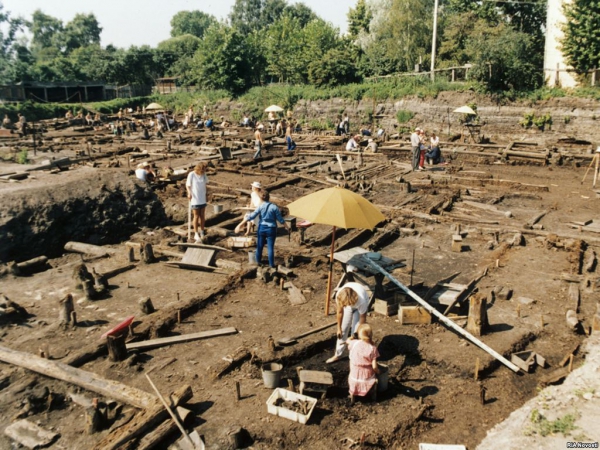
0 168 167 262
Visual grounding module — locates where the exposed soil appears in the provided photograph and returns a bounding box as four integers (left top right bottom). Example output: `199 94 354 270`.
0 95 599 450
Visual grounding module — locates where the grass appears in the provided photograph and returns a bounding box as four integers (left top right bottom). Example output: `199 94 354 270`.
15 149 29 164
526 409 578 437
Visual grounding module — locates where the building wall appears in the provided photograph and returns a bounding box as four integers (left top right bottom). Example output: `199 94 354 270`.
544 0 578 88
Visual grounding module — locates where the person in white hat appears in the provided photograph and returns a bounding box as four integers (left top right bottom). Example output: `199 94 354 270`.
135 162 156 183
245 181 263 235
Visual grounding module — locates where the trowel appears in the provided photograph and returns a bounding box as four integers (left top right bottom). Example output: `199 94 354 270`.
277 321 337 346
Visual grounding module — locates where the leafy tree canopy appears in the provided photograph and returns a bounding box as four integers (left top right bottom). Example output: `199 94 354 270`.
562 0 600 73
170 10 217 39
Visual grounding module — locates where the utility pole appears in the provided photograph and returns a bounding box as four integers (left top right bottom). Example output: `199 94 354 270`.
430 0 439 81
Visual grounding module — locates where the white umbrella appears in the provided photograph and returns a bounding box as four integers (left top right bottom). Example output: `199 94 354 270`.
453 105 476 115
264 105 284 113
146 102 165 111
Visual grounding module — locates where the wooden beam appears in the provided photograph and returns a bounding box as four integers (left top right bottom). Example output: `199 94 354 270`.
0 345 155 409
126 327 238 351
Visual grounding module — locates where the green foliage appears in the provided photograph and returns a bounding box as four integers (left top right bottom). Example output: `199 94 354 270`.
396 110 414 123
520 111 552 130
170 11 217 39
229 0 287 35
308 48 359 87
16 149 29 164
62 13 102 53
307 118 335 131
190 24 253 94
528 409 577 437
347 0 372 39
562 0 600 74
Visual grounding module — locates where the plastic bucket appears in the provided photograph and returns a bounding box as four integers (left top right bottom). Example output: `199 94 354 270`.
261 362 283 388
377 364 389 392
213 204 224 214
248 251 257 264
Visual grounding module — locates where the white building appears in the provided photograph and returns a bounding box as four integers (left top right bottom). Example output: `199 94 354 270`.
544 0 578 88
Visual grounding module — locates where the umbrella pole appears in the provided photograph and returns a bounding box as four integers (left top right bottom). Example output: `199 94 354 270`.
325 226 336 316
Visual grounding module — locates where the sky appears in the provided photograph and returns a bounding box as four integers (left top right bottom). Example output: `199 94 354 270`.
2 0 357 48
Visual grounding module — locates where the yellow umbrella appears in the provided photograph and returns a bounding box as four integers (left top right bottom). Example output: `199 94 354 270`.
286 187 385 315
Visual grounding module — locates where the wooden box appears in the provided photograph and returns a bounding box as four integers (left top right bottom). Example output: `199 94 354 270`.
227 236 255 248
399 305 432 325
374 298 399 317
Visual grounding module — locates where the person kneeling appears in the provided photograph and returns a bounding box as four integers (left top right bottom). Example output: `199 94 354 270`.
348 324 380 403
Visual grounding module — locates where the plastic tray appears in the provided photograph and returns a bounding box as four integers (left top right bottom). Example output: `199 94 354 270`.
266 388 317 424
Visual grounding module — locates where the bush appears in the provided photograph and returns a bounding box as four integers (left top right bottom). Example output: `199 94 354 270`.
396 110 414 124
16 149 29 164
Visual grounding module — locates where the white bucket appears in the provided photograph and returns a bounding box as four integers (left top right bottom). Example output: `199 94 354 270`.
248 251 257 264
213 204 224 214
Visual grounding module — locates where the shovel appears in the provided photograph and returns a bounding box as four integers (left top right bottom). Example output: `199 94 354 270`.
145 373 204 450
277 321 337 346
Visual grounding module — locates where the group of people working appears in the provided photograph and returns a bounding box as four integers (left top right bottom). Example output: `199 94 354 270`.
411 127 442 171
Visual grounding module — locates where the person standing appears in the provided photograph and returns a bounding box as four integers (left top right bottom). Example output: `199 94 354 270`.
245 181 263 236
426 131 441 165
286 122 296 151
235 191 289 268
410 127 421 171
186 162 209 243
326 282 369 364
348 324 380 403
253 124 265 159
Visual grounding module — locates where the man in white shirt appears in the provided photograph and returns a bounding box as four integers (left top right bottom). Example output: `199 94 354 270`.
346 134 361 152
135 162 156 183
410 128 422 171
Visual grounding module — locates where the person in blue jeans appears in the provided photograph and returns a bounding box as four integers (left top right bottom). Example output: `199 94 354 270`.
235 191 290 268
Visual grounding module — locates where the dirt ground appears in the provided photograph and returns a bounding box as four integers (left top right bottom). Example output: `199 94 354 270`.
0 101 599 450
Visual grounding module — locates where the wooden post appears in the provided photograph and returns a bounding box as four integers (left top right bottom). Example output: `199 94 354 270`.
127 247 135 262
107 334 128 362
592 301 600 334
479 385 487 405
141 243 156 264
82 279 95 301
86 404 104 434
139 297 155 315
466 294 489 337
235 381 241 402
568 354 574 372
474 358 480 381
58 294 74 327
71 311 78 326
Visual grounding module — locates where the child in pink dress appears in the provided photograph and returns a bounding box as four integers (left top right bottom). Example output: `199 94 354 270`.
347 324 380 402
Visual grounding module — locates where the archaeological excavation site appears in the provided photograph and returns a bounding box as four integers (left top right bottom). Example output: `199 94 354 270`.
1 93 600 450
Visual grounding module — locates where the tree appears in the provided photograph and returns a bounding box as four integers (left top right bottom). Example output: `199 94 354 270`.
562 0 600 74
283 2 317 27
360 0 433 75
170 10 217 38
0 3 24 83
465 22 541 91
190 24 253 93
308 48 359 87
347 0 372 39
62 13 102 53
229 0 287 35
29 10 63 50
156 34 202 84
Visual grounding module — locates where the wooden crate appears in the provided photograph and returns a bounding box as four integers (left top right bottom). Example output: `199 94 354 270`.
227 236 255 248
374 298 399 317
399 305 432 325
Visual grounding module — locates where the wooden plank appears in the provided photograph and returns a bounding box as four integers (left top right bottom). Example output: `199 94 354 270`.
126 327 238 351
0 344 156 408
181 248 215 267
163 262 228 275
299 370 333 385
288 283 307 305
173 243 232 252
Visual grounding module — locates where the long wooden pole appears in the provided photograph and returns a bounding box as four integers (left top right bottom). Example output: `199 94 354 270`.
363 258 520 373
145 373 195 449
325 226 337 316
0 344 156 408
593 152 600 188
